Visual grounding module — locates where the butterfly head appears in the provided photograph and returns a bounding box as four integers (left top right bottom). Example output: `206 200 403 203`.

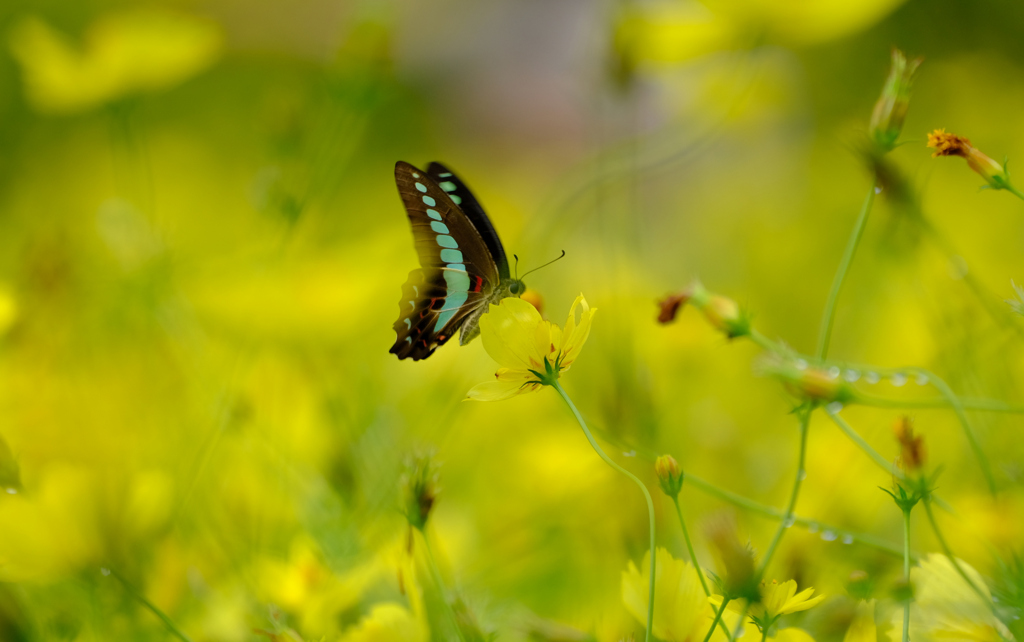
508 280 526 297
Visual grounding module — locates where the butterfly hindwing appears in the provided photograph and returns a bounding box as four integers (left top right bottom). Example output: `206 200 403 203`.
390 161 503 360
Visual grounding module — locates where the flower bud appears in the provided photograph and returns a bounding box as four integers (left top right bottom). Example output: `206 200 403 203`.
893 416 925 473
706 513 759 602
869 49 922 153
520 288 544 315
688 281 751 339
654 454 683 497
656 291 690 324
927 129 1011 190
760 358 856 404
401 453 439 531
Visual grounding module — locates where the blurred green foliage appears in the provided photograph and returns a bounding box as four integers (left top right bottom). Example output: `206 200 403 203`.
1 0 1024 640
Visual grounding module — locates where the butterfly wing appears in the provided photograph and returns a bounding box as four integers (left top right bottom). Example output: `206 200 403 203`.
390 161 502 361
426 162 511 281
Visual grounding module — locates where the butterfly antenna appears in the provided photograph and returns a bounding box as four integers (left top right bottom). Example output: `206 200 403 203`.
519 250 567 279
514 254 520 280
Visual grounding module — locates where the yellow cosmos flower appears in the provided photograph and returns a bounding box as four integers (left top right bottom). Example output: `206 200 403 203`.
622 548 724 642
8 8 222 113
751 579 826 619
466 294 595 401
888 554 1010 642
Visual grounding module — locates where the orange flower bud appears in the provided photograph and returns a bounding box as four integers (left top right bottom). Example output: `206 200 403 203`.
520 288 544 315
654 454 683 497
927 129 1010 190
687 281 750 339
893 416 926 473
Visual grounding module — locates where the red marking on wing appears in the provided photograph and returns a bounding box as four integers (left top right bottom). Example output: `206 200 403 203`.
471 275 483 293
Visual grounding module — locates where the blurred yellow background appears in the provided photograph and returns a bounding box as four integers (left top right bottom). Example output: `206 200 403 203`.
0 0 1022 640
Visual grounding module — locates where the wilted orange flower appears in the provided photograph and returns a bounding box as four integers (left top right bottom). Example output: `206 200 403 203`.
893 416 926 473
656 292 689 324
927 129 1007 188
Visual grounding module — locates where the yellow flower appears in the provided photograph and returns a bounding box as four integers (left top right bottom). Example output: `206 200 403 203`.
8 8 222 113
466 294 595 401
622 548 724 642
843 600 876 642
888 554 1010 642
750 579 825 619
340 603 428 642
926 129 1009 190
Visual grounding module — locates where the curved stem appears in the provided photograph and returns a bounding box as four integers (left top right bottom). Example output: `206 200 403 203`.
817 178 877 359
922 500 993 609
902 508 911 642
420 529 467 642
673 496 734 642
1006 184 1024 202
757 408 811 576
108 568 193 642
672 496 709 594
552 381 656 642
703 598 730 642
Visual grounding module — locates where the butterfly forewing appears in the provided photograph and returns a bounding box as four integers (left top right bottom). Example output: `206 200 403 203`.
426 162 510 280
390 162 502 360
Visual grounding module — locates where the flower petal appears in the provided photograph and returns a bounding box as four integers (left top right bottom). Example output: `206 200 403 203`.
560 295 595 369
465 379 532 402
479 298 545 369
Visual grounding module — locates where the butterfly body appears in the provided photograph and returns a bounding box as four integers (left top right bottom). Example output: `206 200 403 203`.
390 161 523 361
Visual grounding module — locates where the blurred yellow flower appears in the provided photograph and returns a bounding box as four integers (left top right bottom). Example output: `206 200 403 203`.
8 8 222 113
889 554 1010 642
927 129 1010 190
750 579 825 619
466 294 595 401
340 603 428 642
712 578 824 632
843 600 876 642
0 284 17 337
621 548 722 642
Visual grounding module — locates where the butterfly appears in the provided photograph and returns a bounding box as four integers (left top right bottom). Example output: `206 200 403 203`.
390 161 526 361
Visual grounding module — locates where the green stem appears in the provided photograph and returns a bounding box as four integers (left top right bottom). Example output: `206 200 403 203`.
672 496 733 642
902 508 911 642
817 178 877 359
108 568 193 642
702 598 730 642
921 500 994 609
1005 183 1024 202
825 407 895 474
420 529 467 642
856 393 1024 413
672 496 709 594
552 381 656 642
757 408 811 576
684 472 907 558
909 368 996 494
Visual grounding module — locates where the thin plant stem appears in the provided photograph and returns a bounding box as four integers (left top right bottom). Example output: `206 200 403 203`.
1006 184 1024 201
817 178 877 359
581 422 908 557
906 368 996 494
672 496 709 594
758 408 811 576
921 500 994 609
672 496 733 641
826 408 895 473
902 508 911 642
420 529 467 642
108 568 193 642
552 381 656 642
702 598 730 642
729 408 811 641
684 472 908 558
824 409 956 514
856 393 1024 413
